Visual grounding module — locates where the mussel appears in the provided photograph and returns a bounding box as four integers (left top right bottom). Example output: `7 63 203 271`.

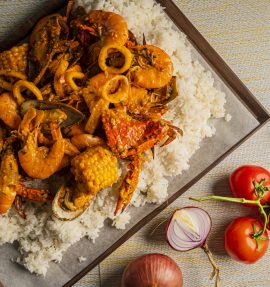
20 100 85 129
150 76 179 105
52 184 90 221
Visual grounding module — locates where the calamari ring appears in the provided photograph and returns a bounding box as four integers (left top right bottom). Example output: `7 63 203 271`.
101 75 129 104
13 80 43 105
85 98 109 134
0 70 27 91
98 44 133 74
65 71 85 91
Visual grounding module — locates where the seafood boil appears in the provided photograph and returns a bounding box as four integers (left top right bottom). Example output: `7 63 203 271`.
0 0 227 275
0 1 181 220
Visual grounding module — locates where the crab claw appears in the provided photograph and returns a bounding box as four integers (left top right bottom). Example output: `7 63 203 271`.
160 124 183 147
114 155 142 215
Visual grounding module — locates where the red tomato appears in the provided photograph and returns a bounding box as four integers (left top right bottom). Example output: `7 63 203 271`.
229 165 270 205
224 217 268 263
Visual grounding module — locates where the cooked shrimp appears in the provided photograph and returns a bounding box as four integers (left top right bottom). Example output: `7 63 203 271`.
0 126 5 153
71 134 104 150
0 142 53 216
73 10 129 46
123 86 148 112
117 86 160 114
63 139 80 156
16 186 52 202
54 139 80 171
63 122 85 137
130 45 173 89
19 107 44 139
0 92 21 129
0 143 19 214
18 108 65 179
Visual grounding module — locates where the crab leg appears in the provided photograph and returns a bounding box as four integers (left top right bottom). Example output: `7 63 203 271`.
114 155 142 215
161 125 183 147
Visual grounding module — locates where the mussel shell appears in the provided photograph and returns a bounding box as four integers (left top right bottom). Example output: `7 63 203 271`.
20 100 85 128
166 76 178 104
159 76 178 105
52 185 87 221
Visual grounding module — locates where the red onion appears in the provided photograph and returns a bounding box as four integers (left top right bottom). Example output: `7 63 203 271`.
166 207 221 287
166 207 211 251
121 253 183 287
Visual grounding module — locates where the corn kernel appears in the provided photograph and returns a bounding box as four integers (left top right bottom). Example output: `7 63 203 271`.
0 43 28 73
71 146 118 195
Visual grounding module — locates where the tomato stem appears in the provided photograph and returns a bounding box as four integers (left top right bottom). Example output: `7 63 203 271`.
190 195 268 248
190 195 257 205
253 179 269 199
252 224 261 251
254 201 267 239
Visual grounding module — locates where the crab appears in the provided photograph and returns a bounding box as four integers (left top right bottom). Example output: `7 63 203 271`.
102 108 182 214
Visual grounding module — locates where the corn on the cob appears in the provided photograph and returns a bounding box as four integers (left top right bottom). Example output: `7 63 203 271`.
71 146 118 195
0 43 28 73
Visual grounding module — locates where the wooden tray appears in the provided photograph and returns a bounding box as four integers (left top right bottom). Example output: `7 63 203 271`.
0 1 269 286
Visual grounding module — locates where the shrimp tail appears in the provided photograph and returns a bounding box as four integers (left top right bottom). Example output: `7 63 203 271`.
14 195 26 219
17 185 53 202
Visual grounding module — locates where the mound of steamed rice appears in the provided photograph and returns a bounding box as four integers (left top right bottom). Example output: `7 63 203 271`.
0 0 229 275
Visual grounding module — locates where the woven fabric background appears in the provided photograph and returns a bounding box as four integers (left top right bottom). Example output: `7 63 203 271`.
1 0 270 286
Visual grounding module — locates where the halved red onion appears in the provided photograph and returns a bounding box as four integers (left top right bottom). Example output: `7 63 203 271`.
166 207 212 251
166 207 221 286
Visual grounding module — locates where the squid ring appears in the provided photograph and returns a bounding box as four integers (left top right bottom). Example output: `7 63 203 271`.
65 71 85 91
85 98 109 134
101 75 129 104
0 70 27 91
13 80 43 105
98 44 133 74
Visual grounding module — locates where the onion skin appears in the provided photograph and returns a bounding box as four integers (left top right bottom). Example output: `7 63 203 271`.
121 253 183 287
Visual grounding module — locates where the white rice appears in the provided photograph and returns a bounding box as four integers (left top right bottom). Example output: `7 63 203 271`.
0 0 228 275
78 256 87 263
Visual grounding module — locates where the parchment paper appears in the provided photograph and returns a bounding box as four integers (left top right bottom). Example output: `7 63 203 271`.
0 4 261 287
